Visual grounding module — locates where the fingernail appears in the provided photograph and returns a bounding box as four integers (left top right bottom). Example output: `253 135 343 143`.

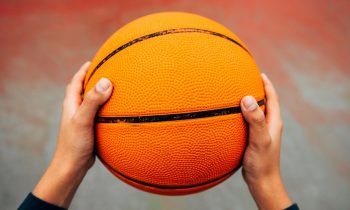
243 96 258 111
96 78 111 93
261 73 267 80
81 61 91 71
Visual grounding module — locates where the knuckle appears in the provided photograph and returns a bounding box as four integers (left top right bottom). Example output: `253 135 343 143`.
275 117 284 131
62 99 69 109
62 94 72 109
65 84 70 94
250 135 271 150
71 114 89 127
278 121 284 132
252 111 265 125
71 73 78 82
65 84 73 97
71 114 81 125
84 88 102 105
274 92 280 102
243 156 255 170
84 90 97 102
261 137 272 148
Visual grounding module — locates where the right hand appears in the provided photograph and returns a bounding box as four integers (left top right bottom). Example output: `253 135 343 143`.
240 73 292 210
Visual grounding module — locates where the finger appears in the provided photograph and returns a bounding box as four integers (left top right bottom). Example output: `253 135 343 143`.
67 61 91 103
73 78 113 127
241 96 271 148
261 73 283 138
63 61 91 117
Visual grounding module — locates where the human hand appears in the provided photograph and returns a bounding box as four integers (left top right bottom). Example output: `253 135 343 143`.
52 61 113 173
241 73 292 210
32 61 113 208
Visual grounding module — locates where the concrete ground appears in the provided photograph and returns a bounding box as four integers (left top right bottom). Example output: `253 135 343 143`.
0 0 349 209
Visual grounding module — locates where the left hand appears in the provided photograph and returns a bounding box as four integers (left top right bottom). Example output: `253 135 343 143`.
32 61 113 208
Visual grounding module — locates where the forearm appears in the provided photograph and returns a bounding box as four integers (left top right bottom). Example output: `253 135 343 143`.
32 158 87 209
248 175 292 210
19 62 110 209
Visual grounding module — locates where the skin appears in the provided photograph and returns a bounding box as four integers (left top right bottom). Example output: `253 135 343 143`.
32 62 292 209
241 73 292 209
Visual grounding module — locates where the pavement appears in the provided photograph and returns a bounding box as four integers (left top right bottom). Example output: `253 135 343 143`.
0 0 349 209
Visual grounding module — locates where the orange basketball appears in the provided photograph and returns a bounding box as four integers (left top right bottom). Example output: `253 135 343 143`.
83 12 265 195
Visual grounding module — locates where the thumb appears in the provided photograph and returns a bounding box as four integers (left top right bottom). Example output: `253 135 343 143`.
241 96 270 148
74 78 113 127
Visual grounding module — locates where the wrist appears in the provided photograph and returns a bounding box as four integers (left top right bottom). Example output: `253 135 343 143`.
49 157 88 183
32 158 88 208
247 174 292 210
51 149 94 177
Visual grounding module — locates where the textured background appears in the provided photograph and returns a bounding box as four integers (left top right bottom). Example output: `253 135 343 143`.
0 0 349 209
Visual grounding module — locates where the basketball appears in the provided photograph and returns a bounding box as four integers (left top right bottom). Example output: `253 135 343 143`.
83 12 265 195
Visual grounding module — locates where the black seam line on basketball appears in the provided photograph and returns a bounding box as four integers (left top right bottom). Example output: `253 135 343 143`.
96 99 265 123
97 154 241 190
84 28 251 87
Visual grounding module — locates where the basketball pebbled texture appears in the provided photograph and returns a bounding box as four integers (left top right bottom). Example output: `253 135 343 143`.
83 12 265 195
